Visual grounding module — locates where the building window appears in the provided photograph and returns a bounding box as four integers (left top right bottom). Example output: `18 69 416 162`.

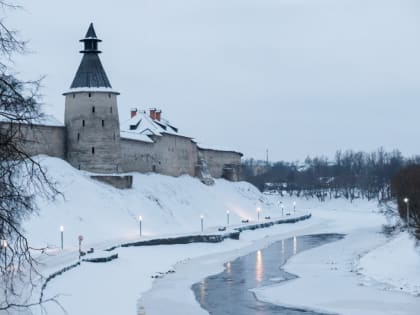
82 120 85 127
113 133 116 140
108 93 111 98
110 107 112 113
102 120 105 127
92 147 95 154
88 93 92 97
152 165 156 172
73 93 76 98
77 133 80 141
92 106 95 113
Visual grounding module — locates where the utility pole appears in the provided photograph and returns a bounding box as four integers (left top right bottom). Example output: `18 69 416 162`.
266 149 269 166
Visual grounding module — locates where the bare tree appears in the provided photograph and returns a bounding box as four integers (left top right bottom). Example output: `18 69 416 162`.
0 1 60 311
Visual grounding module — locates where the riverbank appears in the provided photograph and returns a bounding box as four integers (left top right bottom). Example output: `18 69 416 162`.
137 201 389 315
32 197 380 315
253 227 420 315
358 231 420 296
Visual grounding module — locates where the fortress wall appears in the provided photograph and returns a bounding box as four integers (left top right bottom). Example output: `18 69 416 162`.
120 139 155 173
0 122 66 159
198 148 242 181
120 133 198 177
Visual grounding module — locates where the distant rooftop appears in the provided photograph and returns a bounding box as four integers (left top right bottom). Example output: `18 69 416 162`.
120 108 186 143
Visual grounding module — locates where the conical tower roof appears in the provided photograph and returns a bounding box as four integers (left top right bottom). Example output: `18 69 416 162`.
69 23 113 89
85 23 97 38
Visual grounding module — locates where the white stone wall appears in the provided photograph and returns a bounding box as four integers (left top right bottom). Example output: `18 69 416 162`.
120 133 198 177
64 91 121 173
0 122 66 159
198 148 242 180
120 133 242 181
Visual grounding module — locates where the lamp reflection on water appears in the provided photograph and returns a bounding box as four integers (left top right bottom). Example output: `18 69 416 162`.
199 279 207 303
293 236 298 255
226 261 231 274
256 250 263 284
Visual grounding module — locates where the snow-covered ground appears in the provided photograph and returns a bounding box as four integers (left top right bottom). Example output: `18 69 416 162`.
358 232 420 296
12 156 420 315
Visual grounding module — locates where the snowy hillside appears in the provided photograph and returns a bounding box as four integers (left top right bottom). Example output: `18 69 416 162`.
25 156 381 251
25 156 268 249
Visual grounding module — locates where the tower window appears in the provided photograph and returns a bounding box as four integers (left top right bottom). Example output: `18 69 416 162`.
108 93 111 98
113 133 116 140
77 133 80 141
92 106 95 113
72 93 76 98
88 93 92 97
110 107 112 113
92 147 95 154
82 120 85 127
102 120 105 127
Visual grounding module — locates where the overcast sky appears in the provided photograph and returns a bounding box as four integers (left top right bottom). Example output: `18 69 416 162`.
7 0 420 161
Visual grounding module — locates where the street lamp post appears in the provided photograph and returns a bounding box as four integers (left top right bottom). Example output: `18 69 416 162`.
201 215 204 232
226 210 230 226
293 201 296 213
281 202 284 216
257 207 261 222
139 215 143 237
60 225 64 250
404 198 410 230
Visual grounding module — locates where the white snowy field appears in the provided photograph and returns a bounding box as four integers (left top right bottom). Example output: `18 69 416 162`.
11 156 420 315
358 232 420 296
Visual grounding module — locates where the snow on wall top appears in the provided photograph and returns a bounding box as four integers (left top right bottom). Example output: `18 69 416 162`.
197 143 243 155
0 113 64 127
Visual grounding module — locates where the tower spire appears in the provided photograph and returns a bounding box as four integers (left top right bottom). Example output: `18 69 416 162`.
80 23 102 54
69 23 112 89
85 23 97 38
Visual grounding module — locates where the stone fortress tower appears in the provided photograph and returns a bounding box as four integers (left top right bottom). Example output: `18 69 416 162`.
8 23 243 186
63 23 121 173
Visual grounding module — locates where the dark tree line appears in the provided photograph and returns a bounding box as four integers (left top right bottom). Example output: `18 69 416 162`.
243 148 414 201
391 165 420 239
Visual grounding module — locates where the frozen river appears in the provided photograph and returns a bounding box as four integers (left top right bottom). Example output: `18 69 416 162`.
192 234 344 315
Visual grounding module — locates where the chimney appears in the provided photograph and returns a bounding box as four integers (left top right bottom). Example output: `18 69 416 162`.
149 108 156 120
130 108 138 118
156 110 162 121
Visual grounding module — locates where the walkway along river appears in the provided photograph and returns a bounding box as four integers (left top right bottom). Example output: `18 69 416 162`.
192 234 344 315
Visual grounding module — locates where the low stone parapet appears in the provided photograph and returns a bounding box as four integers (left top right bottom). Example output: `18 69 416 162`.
90 175 133 189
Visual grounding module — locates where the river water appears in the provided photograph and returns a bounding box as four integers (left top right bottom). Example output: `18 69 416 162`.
192 234 344 315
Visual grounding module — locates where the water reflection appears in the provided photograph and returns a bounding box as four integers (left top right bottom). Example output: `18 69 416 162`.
193 234 344 315
256 250 263 284
199 279 206 304
226 261 231 274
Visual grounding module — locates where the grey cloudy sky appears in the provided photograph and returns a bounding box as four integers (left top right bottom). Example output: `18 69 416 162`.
8 0 420 161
